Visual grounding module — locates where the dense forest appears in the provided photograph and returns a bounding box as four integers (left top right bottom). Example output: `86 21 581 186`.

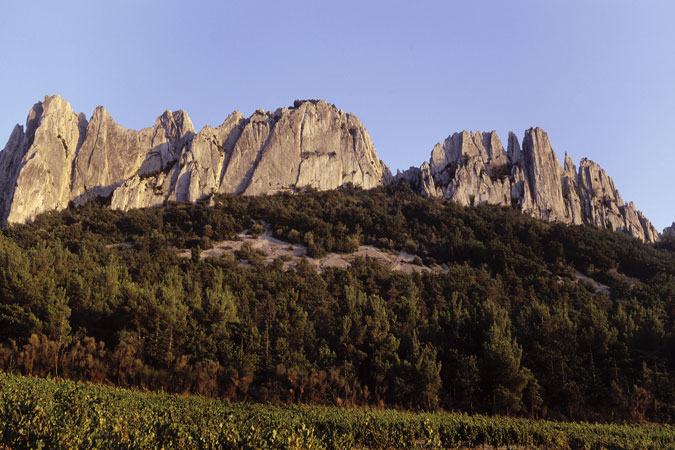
0 184 673 424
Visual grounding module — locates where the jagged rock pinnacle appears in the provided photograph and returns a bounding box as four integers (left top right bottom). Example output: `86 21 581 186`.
0 96 659 242
663 223 675 238
396 127 659 242
0 97 389 225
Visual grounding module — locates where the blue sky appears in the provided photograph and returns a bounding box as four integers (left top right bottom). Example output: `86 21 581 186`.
1 1 673 230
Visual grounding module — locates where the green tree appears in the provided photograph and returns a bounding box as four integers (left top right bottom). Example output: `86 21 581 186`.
481 318 533 414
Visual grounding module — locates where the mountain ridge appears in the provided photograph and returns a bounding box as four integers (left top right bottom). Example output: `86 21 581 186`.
396 127 659 242
0 95 664 242
0 95 388 226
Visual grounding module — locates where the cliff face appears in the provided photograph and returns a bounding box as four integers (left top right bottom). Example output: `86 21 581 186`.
0 96 88 226
0 96 660 243
0 96 389 225
397 128 659 242
663 223 675 238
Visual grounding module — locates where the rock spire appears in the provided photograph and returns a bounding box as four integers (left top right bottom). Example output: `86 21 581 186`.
0 96 660 243
663 223 675 238
397 127 659 242
0 96 389 225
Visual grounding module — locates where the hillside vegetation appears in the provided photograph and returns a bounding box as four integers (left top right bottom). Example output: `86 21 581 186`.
0 185 673 423
2 372 674 449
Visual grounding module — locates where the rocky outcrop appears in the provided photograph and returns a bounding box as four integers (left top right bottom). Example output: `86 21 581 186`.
398 127 659 242
663 223 675 238
0 96 389 225
0 96 660 243
576 158 658 242
72 106 196 206
0 96 87 226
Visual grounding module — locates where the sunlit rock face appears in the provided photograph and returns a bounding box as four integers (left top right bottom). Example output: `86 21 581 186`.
397 127 659 243
0 96 390 225
0 95 87 226
0 96 658 242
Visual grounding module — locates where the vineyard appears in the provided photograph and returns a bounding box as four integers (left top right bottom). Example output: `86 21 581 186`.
0 372 673 449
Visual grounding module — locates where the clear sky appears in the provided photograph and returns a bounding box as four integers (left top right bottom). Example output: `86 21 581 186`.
1 0 673 230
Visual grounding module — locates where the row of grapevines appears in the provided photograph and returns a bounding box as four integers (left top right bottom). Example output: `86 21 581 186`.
0 372 673 449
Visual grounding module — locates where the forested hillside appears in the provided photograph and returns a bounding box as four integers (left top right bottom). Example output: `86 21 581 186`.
0 185 673 423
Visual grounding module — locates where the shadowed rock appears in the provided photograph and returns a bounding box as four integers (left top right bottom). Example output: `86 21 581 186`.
663 223 675 238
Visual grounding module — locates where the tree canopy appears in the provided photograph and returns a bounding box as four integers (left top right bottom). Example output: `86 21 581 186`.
0 185 673 423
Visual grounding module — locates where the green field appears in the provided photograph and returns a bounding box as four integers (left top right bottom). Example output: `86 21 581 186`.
0 372 673 449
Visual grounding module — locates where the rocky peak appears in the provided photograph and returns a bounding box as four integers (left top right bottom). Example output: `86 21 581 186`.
25 101 45 146
519 127 568 221
561 152 582 225
564 153 576 176
663 223 675 238
0 96 389 225
156 109 195 136
233 99 387 195
575 158 658 242
0 96 659 243
438 130 504 166
482 131 507 167
577 158 623 210
0 95 87 225
397 127 659 243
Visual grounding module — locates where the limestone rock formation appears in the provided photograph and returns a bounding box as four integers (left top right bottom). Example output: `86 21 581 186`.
0 95 660 243
0 96 87 226
576 158 658 242
398 127 659 242
663 223 675 238
0 96 389 225
72 106 196 206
